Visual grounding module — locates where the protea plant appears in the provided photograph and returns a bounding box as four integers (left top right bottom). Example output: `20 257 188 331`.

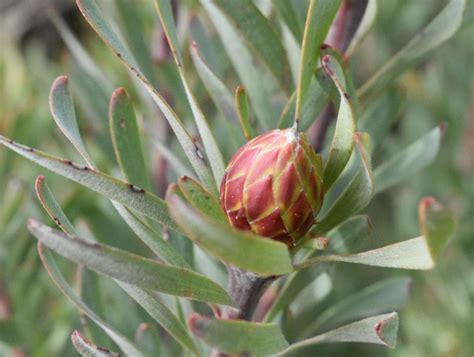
0 0 464 356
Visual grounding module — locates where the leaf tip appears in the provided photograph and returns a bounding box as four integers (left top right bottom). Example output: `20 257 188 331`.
187 313 206 338
374 312 398 349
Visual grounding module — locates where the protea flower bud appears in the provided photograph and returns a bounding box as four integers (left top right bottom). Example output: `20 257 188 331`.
220 128 324 246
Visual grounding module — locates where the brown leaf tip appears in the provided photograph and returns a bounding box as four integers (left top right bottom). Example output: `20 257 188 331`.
187 313 206 338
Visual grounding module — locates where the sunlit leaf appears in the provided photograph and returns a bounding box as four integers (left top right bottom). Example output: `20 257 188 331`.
177 176 226 222
281 313 398 354
29 220 234 306
167 194 293 276
298 197 455 271
188 313 289 355
0 136 176 230
234 85 255 140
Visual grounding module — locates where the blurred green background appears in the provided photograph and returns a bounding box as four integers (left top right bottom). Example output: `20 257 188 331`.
0 0 472 356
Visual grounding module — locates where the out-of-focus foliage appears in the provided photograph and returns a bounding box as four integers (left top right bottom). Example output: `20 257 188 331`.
0 0 472 356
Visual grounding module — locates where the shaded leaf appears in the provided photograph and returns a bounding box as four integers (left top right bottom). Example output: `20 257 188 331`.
117 282 199 356
167 194 293 276
374 124 444 193
295 0 341 122
49 75 94 167
212 0 289 91
188 313 289 355
202 1 276 130
109 87 150 190
309 132 373 238
321 54 356 191
358 0 466 100
274 0 304 44
76 0 215 192
0 136 176 231
154 0 226 189
304 277 411 335
29 220 234 306
281 313 398 354
38 244 144 356
345 0 377 57
71 330 121 357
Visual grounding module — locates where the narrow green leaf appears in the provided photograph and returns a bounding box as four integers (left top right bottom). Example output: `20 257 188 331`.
154 0 226 189
274 0 304 44
109 87 150 190
190 42 237 124
0 136 176 231
76 0 215 192
177 176 226 222
117 282 199 356
202 1 276 131
358 0 466 100
188 313 289 355
281 313 398 354
234 86 254 140
345 0 377 57
295 0 341 123
278 71 329 130
298 197 455 271
167 194 293 276
304 277 411 336
71 330 121 357
49 75 94 168
112 204 189 268
35 175 78 235
321 54 356 191
29 219 234 306
374 124 444 193
309 132 373 239
212 0 289 91
38 244 144 356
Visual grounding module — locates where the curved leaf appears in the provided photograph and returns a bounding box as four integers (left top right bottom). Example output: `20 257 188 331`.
109 87 150 190
280 313 398 354
321 54 356 191
49 75 94 167
29 220 234 306
38 244 144 356
76 0 215 192
0 135 176 231
71 330 121 357
374 124 444 193
294 0 341 123
177 176 226 222
117 282 199 356
167 194 293 276
188 313 289 355
298 197 455 271
358 0 466 100
308 132 373 239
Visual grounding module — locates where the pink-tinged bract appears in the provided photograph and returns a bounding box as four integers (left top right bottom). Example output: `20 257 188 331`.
220 129 324 246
